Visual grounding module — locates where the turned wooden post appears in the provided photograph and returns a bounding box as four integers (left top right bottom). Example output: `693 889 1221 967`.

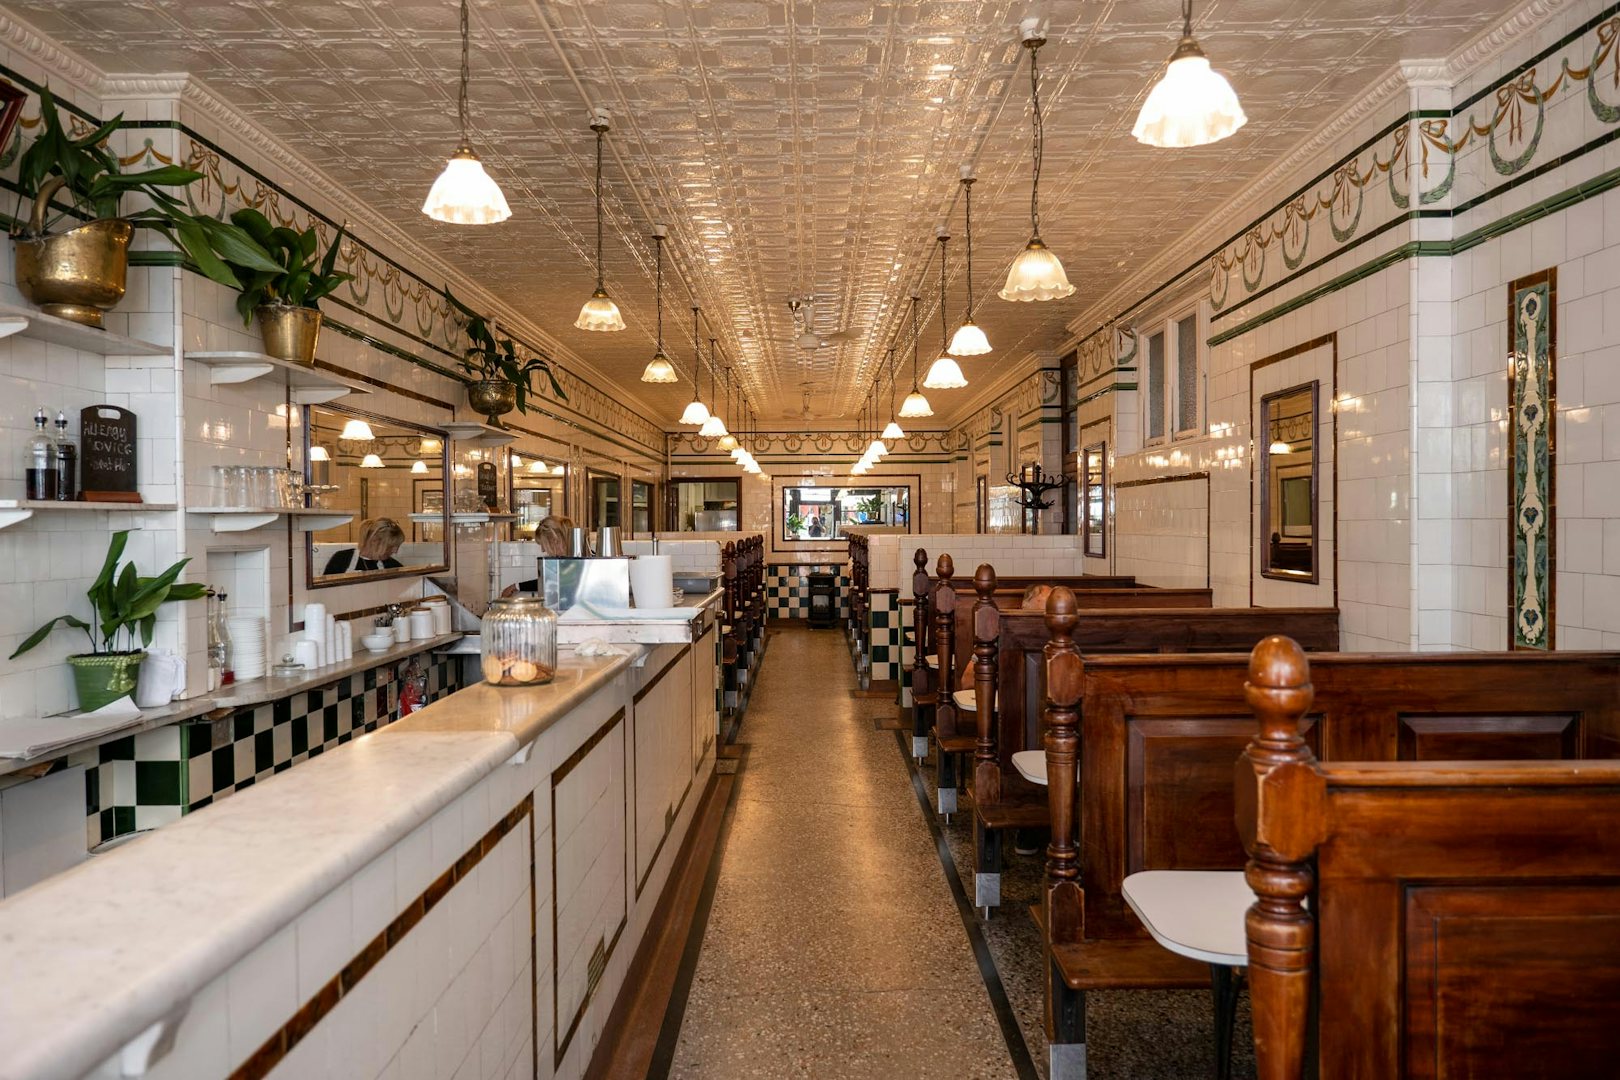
932 554 957 735
972 564 1002 804
1237 636 1324 1080
1042 587 1085 1056
910 548 933 757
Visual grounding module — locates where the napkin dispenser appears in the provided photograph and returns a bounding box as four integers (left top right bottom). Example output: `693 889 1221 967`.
538 556 629 613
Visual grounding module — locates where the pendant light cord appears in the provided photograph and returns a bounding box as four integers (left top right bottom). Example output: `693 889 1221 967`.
654 234 663 350
889 347 897 415
963 178 975 320
1183 0 1194 37
457 0 471 146
593 125 605 291
937 235 949 351
1028 40 1044 239
690 306 702 404
910 295 921 390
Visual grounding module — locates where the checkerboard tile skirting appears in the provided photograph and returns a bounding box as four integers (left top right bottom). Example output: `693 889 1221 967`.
765 564 850 621
83 652 460 848
866 591 900 682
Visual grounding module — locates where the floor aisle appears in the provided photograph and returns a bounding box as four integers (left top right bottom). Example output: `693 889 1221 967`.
668 627 1023 1079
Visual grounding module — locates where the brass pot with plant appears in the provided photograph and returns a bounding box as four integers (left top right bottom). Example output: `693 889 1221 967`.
9 530 206 711
217 209 354 365
10 87 262 327
445 286 566 426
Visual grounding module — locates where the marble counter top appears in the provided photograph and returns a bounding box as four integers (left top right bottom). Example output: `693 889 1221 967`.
0 648 635 1080
557 586 724 645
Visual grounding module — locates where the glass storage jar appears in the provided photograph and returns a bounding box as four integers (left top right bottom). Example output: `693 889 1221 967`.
480 596 557 686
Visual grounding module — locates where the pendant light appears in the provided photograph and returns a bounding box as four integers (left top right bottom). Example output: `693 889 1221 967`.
1001 24 1076 302
679 306 711 424
898 296 933 419
717 369 740 452
641 225 678 382
339 418 374 441
360 453 385 469
948 167 992 355
881 348 905 440
575 109 626 332
699 338 729 438
421 0 512 225
925 230 969 389
1133 0 1247 148
309 445 331 462
411 459 428 474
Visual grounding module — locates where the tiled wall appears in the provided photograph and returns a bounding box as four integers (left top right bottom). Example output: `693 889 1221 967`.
1112 478 1210 591
866 532 1087 593
866 590 901 682
765 564 850 620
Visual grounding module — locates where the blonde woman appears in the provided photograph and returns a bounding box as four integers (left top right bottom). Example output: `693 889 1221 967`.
322 517 406 575
505 515 577 595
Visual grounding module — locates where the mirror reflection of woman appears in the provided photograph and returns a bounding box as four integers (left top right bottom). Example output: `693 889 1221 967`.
323 517 406 575
503 515 577 596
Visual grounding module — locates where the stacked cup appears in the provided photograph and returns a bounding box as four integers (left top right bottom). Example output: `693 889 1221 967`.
229 616 268 680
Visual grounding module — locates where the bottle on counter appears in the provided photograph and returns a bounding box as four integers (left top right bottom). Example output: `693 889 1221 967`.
25 407 58 501
53 410 77 501
207 590 234 689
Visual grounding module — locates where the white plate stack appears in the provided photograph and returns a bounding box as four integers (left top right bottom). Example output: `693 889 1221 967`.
229 616 268 680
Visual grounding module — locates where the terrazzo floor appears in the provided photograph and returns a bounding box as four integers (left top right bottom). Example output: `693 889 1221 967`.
666 626 1257 1079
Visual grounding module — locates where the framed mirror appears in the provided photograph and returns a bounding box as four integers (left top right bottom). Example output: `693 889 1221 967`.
669 478 740 531
509 451 565 541
631 480 653 535
781 483 910 543
1082 442 1107 557
304 405 450 587
588 468 621 529
1260 381 1319 582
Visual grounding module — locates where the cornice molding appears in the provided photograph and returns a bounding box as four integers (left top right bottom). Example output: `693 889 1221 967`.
0 7 104 96
1064 0 1573 339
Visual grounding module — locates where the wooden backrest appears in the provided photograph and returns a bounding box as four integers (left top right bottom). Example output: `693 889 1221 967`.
932 554 959 736
910 547 933 703
1237 638 1620 1079
1073 648 1620 937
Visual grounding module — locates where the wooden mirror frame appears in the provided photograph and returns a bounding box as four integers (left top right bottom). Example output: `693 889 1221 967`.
1082 441 1107 558
1259 380 1320 583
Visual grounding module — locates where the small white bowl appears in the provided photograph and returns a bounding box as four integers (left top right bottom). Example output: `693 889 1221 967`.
361 633 393 652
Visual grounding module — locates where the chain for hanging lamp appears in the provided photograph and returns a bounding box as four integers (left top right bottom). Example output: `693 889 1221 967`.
575 109 626 331
421 0 512 224
925 231 969 389
1001 26 1076 302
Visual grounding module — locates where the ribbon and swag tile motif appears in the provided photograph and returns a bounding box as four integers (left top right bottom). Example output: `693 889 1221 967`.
1509 269 1556 650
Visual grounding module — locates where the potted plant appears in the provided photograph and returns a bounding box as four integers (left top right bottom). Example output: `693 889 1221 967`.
785 511 806 537
856 494 884 523
445 287 566 425
11 87 278 328
8 530 207 711
220 208 355 365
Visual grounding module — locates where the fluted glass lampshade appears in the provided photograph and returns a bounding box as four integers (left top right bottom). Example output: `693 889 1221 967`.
551 463 566 475
899 389 934 419
575 288 626 332
422 147 513 225
729 445 747 461
360 453 384 469
411 459 429 474
641 350 678 383
339 419 374 441
1133 49 1246 148
1000 238 1076 302
924 355 968 390
745 460 762 474
309 445 330 462
679 398 711 425
717 433 739 452
529 459 548 473
1268 439 1292 455
699 414 728 438
851 459 869 475
866 438 889 459
948 321 992 356
881 421 904 440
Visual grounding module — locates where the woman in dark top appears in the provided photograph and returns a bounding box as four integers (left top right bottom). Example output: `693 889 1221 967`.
323 517 407 575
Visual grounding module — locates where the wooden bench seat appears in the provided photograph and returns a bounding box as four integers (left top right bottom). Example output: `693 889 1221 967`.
1030 903 1208 991
972 774 1047 830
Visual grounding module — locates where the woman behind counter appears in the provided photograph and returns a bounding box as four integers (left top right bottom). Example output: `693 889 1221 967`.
323 517 406 575
504 515 576 595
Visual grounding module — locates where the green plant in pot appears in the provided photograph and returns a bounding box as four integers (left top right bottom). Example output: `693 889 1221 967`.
856 494 884 522
785 511 806 536
445 287 566 426
11 86 274 328
220 208 355 366
9 530 207 711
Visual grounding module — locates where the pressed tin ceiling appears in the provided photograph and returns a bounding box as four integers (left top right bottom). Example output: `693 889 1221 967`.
4 0 1528 425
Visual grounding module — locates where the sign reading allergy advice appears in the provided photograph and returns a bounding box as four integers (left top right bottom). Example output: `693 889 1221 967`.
79 405 140 502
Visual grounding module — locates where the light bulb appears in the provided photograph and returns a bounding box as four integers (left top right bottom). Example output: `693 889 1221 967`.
1133 50 1247 149
575 288 626 332
923 355 968 390
1000 237 1076 302
360 453 384 468
881 421 904 440
948 321 992 356
641 350 678 383
309 445 330 462
899 390 934 419
699 415 728 438
421 147 513 225
339 419 374 441
411 459 428 474
679 399 711 425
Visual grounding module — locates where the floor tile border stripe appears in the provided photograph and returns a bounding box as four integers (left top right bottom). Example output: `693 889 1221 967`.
891 729 1041 1080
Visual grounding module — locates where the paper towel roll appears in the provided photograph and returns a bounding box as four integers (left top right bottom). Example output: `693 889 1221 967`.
294 639 319 670
304 603 327 640
630 555 674 609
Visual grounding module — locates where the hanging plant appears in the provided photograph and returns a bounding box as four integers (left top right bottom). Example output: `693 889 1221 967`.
445 286 566 415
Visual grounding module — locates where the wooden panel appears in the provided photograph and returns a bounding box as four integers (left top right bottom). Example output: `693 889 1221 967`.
1397 714 1578 761
1404 885 1620 1079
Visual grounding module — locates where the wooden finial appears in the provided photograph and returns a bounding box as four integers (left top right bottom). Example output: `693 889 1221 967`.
913 547 928 571
1044 585 1078 640
973 563 996 599
936 552 954 582
1243 635 1315 764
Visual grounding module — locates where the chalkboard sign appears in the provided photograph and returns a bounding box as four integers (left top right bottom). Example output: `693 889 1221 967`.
477 460 498 511
79 405 140 502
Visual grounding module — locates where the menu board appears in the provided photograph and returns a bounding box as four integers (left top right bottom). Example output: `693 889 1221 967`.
79 405 139 502
477 460 498 511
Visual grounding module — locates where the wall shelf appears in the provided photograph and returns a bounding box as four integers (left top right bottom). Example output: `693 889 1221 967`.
0 498 177 531
187 507 354 534
0 300 169 356
407 511 516 526
441 421 516 448
187 351 372 405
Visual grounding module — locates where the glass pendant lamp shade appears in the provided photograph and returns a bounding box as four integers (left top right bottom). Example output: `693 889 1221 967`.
924 355 968 390
1132 3 1246 148
867 438 888 459
699 414 727 438
529 459 548 473
360 453 384 469
729 444 747 461
576 289 625 332
551 463 566 475
717 432 739 451
680 307 710 424
680 398 710 425
948 320 991 356
641 350 677 383
881 420 904 440
309 445 330 462
899 389 933 419
411 459 429 474
423 148 512 225
1001 238 1076 301
641 227 679 380
422 0 511 225
339 419 374 441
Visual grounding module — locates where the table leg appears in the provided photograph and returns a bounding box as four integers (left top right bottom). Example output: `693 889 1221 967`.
1211 963 1238 1080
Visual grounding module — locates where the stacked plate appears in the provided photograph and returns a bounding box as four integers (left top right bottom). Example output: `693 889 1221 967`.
228 616 268 681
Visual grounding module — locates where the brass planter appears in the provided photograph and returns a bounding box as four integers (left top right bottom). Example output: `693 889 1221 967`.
13 218 134 327
256 304 322 366
468 379 517 426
